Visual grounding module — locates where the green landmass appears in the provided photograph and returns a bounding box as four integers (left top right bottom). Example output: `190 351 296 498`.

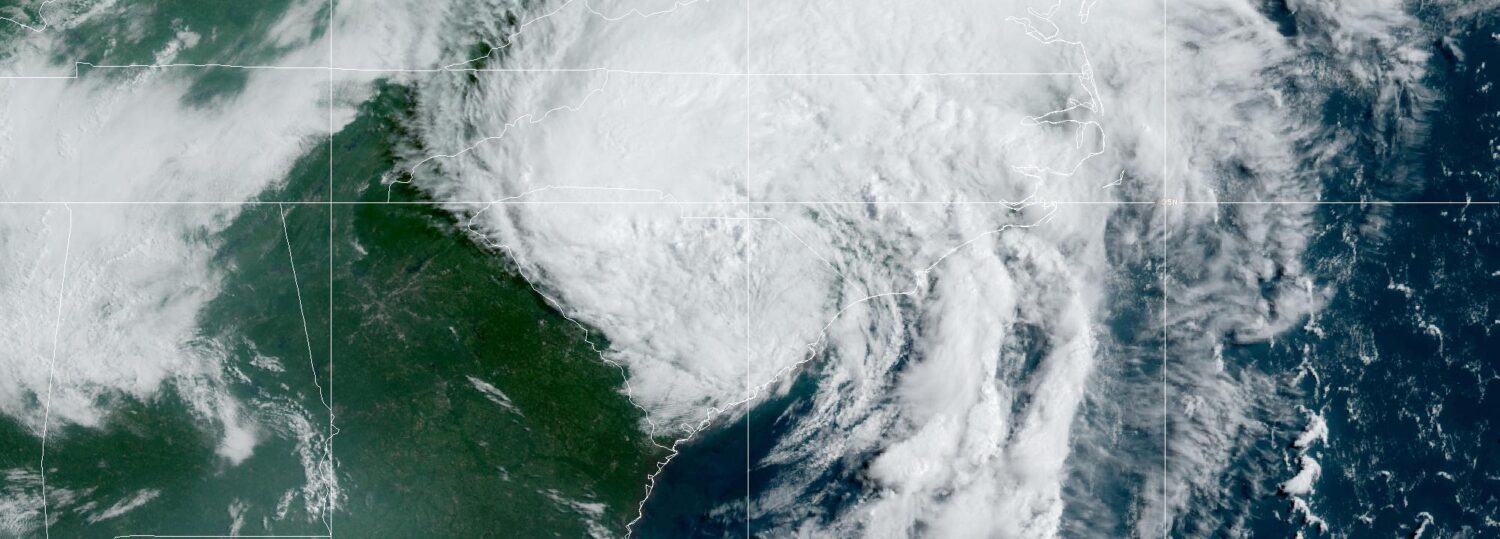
0 79 661 537
327 81 663 537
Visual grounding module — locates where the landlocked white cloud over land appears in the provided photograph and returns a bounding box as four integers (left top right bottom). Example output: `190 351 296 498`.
0 0 381 531
0 0 1444 536
404 0 1436 535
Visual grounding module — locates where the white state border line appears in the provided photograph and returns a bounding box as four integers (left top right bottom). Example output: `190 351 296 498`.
7 0 1476 536
0 0 56 33
279 204 332 417
400 1 1103 532
278 203 337 537
612 206 1060 535
25 190 1467 537
37 204 73 539
325 0 337 532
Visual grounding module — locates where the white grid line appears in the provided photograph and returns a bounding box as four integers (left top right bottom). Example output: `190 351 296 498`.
1159 0 1171 533
743 222 752 531
7 0 1488 536
276 202 335 535
326 1 337 536
0 61 1084 79
743 0 753 533
37 204 73 539
0 200 1494 205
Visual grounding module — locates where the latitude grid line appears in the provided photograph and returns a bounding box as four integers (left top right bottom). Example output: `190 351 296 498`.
1 200 1495 204
0 59 1086 79
10 56 1491 539
0 22 1492 205
1 64 1087 78
0 25 1490 199
9 2 1492 538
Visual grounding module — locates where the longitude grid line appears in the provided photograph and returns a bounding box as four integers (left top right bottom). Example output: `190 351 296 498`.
10 5 1486 537
1160 0 1170 534
743 0 753 534
326 0 336 536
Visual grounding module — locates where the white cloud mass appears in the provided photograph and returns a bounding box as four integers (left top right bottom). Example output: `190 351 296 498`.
0 0 1445 535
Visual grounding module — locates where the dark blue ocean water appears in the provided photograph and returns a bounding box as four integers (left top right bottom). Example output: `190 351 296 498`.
634 19 1500 539
1249 21 1500 537
1190 17 1500 537
637 364 866 537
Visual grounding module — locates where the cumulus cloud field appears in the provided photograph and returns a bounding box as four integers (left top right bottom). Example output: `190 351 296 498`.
0 0 1455 536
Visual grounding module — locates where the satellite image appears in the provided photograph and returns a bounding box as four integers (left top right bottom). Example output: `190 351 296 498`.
0 0 1497 537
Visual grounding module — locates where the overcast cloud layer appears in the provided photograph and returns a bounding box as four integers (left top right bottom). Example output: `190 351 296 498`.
1 0 1449 535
